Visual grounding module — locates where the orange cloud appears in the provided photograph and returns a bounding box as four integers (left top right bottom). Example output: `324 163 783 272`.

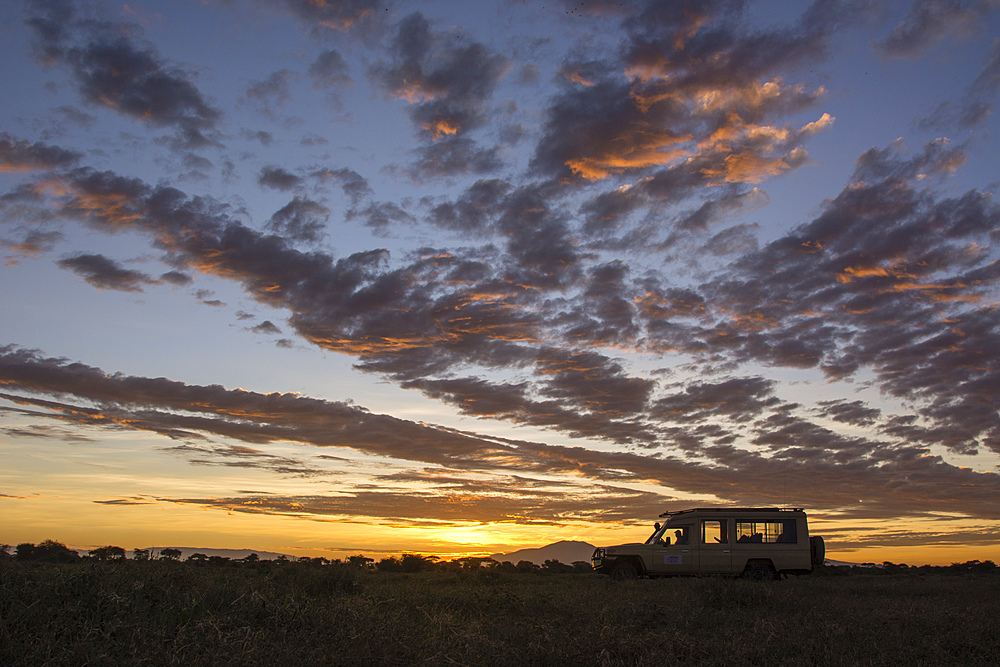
563 71 596 87
700 151 794 184
422 118 461 139
566 132 692 180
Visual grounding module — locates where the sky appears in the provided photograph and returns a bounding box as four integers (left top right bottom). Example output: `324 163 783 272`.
1 0 999 566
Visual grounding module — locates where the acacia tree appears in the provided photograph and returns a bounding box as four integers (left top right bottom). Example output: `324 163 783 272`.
159 548 181 561
132 548 150 561
89 546 126 561
347 555 373 568
17 540 79 563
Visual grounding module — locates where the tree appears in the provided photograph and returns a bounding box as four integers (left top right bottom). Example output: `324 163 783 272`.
376 556 401 572
30 540 79 563
89 546 126 561
159 548 181 561
542 559 574 574
186 553 209 565
0 544 11 559
400 553 437 572
348 555 374 568
132 548 150 561
516 560 539 573
15 543 37 561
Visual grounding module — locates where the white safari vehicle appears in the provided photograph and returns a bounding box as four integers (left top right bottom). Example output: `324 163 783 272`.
592 507 825 580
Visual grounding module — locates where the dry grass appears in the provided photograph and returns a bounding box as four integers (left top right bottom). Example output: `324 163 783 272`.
2 560 998 666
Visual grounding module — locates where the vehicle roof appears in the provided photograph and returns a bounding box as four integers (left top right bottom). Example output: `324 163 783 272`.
659 507 805 518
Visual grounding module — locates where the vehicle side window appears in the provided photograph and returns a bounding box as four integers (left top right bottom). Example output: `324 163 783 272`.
736 519 798 543
702 519 727 544
672 526 690 545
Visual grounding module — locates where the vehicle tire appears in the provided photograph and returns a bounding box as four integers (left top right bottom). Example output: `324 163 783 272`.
610 561 638 581
743 562 777 581
810 535 825 567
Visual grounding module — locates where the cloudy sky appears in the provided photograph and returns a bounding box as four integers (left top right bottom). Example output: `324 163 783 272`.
2 0 999 564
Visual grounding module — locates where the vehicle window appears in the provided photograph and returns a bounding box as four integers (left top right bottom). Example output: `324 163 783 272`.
735 519 797 543
702 519 727 544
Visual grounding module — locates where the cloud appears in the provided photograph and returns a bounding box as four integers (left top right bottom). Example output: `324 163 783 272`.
425 179 511 233
56 253 156 292
3 230 64 263
652 377 782 424
918 37 1000 130
369 13 509 138
10 127 998 464
159 270 192 286
396 137 504 182
368 12 509 177
258 166 302 191
531 3 837 184
267 197 329 243
0 133 82 172
24 0 222 150
277 0 385 35
158 476 673 527
312 167 373 208
308 50 353 89
874 0 983 59
349 201 415 232
250 320 282 335
2 345 999 522
243 69 300 114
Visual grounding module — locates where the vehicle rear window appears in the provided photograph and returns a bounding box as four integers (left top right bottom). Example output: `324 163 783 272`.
735 519 797 543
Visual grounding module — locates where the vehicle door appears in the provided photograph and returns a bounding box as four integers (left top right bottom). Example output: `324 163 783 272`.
650 523 698 574
698 519 732 573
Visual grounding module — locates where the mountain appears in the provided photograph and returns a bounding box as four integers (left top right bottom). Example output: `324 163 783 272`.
491 540 596 565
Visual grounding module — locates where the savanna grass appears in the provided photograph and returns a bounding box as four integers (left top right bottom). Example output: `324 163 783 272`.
2 560 998 666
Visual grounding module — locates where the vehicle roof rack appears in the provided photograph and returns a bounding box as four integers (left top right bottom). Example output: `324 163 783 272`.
658 507 804 518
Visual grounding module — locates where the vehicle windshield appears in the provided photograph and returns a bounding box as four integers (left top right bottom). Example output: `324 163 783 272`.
645 521 691 546
645 522 671 545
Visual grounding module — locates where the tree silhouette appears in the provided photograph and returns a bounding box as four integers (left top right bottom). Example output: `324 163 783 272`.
89 546 126 561
17 540 79 563
159 548 181 561
132 548 150 561
348 555 373 568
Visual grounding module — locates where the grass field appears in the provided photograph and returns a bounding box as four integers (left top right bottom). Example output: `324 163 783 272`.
2 560 998 666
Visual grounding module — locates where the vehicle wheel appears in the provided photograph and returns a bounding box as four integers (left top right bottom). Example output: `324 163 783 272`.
743 562 777 581
610 562 638 581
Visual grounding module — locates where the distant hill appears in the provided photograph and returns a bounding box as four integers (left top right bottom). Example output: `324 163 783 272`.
491 540 596 565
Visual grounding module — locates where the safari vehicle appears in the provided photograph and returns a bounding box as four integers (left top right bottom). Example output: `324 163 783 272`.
592 507 825 581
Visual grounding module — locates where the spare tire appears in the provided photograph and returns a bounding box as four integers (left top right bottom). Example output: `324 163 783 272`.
810 535 825 566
